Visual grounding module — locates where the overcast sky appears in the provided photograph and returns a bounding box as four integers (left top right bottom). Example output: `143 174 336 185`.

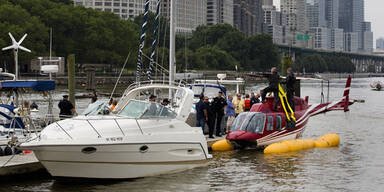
273 0 383 46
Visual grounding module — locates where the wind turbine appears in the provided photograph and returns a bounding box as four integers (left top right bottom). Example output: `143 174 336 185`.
2 32 31 80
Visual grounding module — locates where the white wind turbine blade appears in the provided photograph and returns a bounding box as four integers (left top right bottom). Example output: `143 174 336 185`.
18 45 31 53
2 45 17 51
18 34 28 44
8 32 17 44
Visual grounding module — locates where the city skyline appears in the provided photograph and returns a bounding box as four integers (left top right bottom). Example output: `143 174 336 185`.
274 0 382 47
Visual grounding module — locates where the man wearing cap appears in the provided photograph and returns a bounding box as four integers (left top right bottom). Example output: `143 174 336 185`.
160 98 170 117
58 95 75 119
146 95 158 116
212 91 226 136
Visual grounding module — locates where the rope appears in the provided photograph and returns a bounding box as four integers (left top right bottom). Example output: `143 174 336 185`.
278 84 296 122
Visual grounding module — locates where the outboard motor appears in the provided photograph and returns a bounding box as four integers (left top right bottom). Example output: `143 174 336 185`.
376 84 382 91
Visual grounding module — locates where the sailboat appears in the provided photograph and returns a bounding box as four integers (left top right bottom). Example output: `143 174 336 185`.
20 0 212 179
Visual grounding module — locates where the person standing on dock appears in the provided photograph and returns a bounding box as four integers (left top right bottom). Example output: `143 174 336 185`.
58 95 75 119
196 95 208 134
244 94 251 111
261 67 280 111
233 93 245 116
225 95 235 134
213 91 226 137
204 96 216 138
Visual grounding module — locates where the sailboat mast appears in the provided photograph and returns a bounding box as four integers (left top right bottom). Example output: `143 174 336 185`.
169 0 175 85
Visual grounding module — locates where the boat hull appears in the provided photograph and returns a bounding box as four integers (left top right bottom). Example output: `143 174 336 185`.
29 142 210 179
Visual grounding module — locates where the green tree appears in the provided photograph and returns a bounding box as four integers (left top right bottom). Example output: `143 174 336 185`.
195 46 238 70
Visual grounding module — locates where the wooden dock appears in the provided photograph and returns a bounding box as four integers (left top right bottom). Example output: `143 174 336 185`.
0 153 43 177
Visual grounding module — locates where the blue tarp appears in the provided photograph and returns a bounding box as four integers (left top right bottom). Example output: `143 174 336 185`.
0 80 55 91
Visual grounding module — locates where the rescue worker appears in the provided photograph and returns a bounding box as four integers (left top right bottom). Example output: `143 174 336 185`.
261 67 280 111
212 91 226 137
58 95 75 119
283 67 296 111
196 95 208 133
204 96 216 138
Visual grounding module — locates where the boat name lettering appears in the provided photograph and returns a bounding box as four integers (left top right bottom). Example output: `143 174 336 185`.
106 137 123 142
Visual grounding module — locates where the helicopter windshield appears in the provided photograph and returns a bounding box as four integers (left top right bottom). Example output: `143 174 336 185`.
230 112 265 134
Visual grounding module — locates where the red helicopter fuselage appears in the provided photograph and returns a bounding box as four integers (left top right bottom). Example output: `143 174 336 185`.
226 76 353 148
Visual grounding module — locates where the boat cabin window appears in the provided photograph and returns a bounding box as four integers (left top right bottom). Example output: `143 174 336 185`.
276 115 282 131
230 112 265 134
119 100 177 119
266 116 274 131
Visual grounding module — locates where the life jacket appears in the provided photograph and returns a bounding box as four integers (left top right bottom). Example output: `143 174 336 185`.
244 99 251 111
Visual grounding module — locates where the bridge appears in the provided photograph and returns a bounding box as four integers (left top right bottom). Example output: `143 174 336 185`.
277 45 384 73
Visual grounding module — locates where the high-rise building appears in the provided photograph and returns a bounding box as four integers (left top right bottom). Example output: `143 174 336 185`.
339 0 364 51
262 0 273 6
310 27 330 50
160 0 207 34
262 3 284 44
344 32 358 52
325 0 339 28
73 0 158 20
330 28 344 51
233 0 263 36
280 0 308 33
306 0 326 28
207 0 234 26
280 0 308 47
377 38 384 50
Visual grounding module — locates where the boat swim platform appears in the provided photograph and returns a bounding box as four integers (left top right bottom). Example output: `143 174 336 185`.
0 153 44 177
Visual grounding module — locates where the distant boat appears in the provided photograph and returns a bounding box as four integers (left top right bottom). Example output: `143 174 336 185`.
370 81 384 91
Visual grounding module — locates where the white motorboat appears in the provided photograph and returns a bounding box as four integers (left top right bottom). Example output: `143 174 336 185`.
20 83 212 179
370 80 384 91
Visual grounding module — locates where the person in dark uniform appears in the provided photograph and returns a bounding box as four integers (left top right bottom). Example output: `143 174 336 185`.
204 96 215 138
58 95 74 119
283 67 296 111
195 95 208 133
261 67 280 111
212 91 226 137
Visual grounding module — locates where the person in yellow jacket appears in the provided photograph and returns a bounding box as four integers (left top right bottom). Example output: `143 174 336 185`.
232 93 245 116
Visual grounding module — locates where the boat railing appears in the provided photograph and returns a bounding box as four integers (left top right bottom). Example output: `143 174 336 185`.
121 80 187 98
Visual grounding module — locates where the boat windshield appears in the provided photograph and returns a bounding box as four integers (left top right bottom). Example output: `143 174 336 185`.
204 87 223 98
119 100 177 119
190 85 224 98
82 100 109 116
230 112 265 133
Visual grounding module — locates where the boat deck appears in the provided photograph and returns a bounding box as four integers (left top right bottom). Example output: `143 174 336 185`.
0 153 43 176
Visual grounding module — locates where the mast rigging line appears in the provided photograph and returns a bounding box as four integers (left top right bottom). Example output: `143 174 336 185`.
147 0 161 81
136 0 150 83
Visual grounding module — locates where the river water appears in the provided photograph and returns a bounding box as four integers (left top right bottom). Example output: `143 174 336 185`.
1 77 384 192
